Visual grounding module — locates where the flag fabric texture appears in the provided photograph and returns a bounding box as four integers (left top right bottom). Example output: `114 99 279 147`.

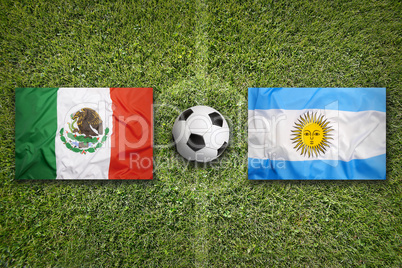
248 88 386 180
15 87 153 180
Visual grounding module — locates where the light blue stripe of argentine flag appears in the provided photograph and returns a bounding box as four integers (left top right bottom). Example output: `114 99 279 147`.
248 88 386 112
248 154 386 180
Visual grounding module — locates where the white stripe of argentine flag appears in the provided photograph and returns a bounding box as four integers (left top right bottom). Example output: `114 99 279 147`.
248 88 386 180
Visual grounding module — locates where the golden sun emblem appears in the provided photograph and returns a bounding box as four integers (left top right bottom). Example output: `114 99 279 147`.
291 112 333 157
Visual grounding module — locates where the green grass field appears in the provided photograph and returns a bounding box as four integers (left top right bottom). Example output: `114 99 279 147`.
1 0 401 266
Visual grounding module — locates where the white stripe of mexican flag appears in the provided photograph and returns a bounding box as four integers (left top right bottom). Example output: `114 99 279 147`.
56 88 113 179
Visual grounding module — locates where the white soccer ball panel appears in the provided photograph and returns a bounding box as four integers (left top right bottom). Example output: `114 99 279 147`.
203 125 230 149
189 105 218 115
221 116 229 128
175 141 197 161
193 147 218 162
186 113 212 136
172 120 191 143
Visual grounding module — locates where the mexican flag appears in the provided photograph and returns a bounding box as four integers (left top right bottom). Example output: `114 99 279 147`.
15 88 153 180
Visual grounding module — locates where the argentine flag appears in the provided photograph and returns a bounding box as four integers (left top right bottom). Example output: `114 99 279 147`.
248 88 386 180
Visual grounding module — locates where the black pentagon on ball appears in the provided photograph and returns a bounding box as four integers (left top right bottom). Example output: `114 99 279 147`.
208 112 223 127
187 133 205 151
217 141 228 156
179 109 194 121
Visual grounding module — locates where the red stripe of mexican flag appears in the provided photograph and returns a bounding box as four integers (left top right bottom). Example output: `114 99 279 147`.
109 88 153 180
15 88 153 180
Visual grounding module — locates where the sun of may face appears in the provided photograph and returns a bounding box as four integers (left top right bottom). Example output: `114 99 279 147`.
291 112 333 158
303 122 323 147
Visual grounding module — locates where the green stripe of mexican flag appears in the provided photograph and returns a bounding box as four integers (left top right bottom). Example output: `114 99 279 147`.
15 88 153 180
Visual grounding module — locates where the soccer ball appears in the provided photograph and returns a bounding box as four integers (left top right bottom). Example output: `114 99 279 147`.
172 105 230 162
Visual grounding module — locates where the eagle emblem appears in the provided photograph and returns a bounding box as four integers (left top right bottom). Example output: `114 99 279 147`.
59 108 109 154
69 108 103 138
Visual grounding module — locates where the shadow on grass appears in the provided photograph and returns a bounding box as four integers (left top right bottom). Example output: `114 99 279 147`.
15 178 155 188
248 179 388 187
